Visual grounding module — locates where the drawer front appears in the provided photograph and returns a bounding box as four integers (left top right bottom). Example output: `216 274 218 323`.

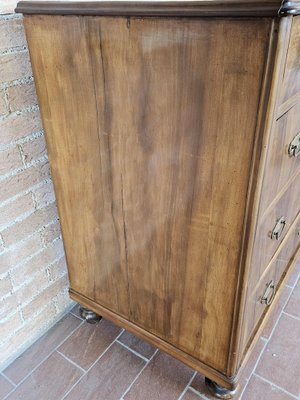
252 171 300 278
260 102 300 213
245 212 300 346
279 16 300 106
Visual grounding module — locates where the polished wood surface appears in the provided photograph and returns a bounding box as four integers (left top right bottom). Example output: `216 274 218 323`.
279 17 300 105
244 211 300 347
228 16 292 375
16 0 292 17
22 7 300 392
24 15 271 375
237 17 300 362
250 170 300 280
260 101 300 213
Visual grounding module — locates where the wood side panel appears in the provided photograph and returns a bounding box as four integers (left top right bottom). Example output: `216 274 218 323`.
23 15 130 317
24 15 271 373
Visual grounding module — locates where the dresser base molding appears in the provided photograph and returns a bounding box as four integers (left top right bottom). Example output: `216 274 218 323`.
79 306 102 324
69 288 237 391
205 378 237 399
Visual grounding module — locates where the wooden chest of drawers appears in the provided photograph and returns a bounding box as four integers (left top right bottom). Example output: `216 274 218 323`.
16 0 300 396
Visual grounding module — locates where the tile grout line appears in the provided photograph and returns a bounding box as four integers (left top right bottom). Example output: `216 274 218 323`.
0 372 16 387
240 282 298 399
119 348 159 400
252 372 299 399
56 350 86 374
282 310 300 321
239 338 269 400
188 386 209 400
177 371 198 400
69 309 83 321
115 339 151 363
60 328 125 400
1 317 84 396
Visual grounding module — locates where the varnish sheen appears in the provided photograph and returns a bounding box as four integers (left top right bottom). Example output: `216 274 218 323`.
17 0 300 395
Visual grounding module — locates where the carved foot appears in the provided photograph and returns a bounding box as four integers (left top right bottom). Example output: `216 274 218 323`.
79 306 102 324
205 378 237 399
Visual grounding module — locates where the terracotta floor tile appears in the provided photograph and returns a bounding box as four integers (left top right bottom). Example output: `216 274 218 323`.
6 352 83 400
284 279 300 319
3 314 81 384
262 285 292 340
255 314 300 397
124 351 194 400
0 374 14 399
182 389 202 399
241 374 295 400
58 318 121 370
64 342 145 400
118 330 156 359
286 259 300 288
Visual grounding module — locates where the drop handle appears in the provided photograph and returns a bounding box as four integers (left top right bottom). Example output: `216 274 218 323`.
260 280 276 306
288 132 300 157
271 217 286 240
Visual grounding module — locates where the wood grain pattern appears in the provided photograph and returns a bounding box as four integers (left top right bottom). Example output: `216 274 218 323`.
250 170 300 280
226 16 292 376
16 0 287 17
234 244 300 385
241 210 300 353
24 15 271 374
279 16 300 105
260 101 300 213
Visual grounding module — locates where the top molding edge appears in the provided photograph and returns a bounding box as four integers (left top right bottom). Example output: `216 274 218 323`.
15 0 300 17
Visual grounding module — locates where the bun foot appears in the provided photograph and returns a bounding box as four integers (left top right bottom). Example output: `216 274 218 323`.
79 306 101 324
205 378 237 399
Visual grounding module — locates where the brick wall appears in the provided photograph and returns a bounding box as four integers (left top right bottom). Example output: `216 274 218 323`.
0 3 73 370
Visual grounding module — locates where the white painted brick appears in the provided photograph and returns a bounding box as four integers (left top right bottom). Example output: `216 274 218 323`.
0 311 23 342
0 110 42 146
0 303 57 369
0 273 12 299
0 232 42 276
0 161 50 204
0 192 34 230
21 135 47 165
21 274 69 320
6 81 37 111
10 238 65 287
47 256 67 282
0 51 31 84
1 202 58 247
0 145 22 176
32 180 56 209
53 287 73 313
40 220 61 246
0 18 26 50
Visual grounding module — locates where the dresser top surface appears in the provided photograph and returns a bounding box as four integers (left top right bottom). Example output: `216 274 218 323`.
15 0 300 17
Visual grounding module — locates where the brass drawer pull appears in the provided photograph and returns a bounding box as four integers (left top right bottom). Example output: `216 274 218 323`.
288 132 300 157
260 280 276 306
271 217 286 240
